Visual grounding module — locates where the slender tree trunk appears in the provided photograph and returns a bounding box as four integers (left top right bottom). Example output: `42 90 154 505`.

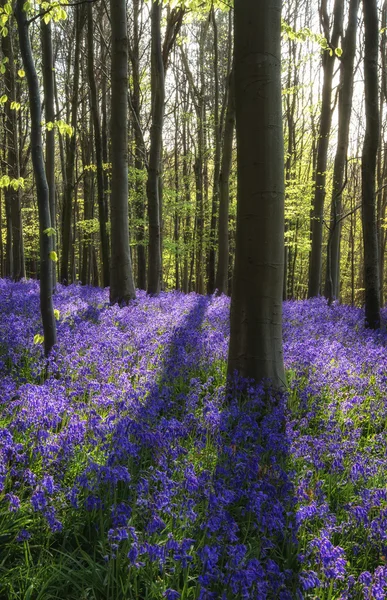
61 8 82 284
129 0 147 290
110 0 136 304
88 4 110 287
15 0 57 355
215 68 235 296
1 8 24 281
41 19 56 289
325 0 359 303
147 0 164 295
228 0 285 388
308 0 344 297
207 8 220 294
362 0 381 328
182 113 191 293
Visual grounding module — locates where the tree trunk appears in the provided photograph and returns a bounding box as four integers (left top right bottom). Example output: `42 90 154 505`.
325 0 359 303
207 8 220 295
15 0 57 355
215 68 235 296
228 0 285 388
147 0 164 295
61 8 82 284
362 0 381 328
1 8 24 281
130 0 147 290
41 18 56 289
109 0 136 304
308 0 344 297
88 4 110 287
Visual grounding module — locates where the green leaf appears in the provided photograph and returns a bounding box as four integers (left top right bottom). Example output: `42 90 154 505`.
49 250 58 262
43 227 56 237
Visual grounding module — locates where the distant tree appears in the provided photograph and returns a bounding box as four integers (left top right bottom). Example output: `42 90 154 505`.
362 0 381 328
308 0 344 298
146 0 164 295
215 66 235 296
61 7 83 285
88 4 110 288
228 0 285 388
15 0 57 355
109 0 136 304
1 4 24 281
325 0 359 303
129 0 147 290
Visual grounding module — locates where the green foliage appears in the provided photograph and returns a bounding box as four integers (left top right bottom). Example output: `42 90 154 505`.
0 2 11 37
77 219 100 236
43 228 56 237
43 120 73 137
281 19 342 56
0 175 25 190
23 1 68 23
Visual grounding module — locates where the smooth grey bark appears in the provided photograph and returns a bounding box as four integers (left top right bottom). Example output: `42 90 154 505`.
88 4 110 288
215 67 235 296
207 7 220 295
1 8 24 281
109 0 136 304
61 8 82 284
325 0 359 303
362 0 381 328
228 0 285 388
41 18 56 289
129 0 147 290
147 0 164 295
15 0 56 355
308 0 344 298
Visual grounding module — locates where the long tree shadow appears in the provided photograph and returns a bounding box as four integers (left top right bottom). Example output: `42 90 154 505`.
1 287 300 599
95 293 301 599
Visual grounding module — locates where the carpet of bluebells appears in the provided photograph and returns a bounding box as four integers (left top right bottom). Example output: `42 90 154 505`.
1 280 387 599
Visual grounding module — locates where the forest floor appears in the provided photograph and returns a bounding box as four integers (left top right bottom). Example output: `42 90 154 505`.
0 280 387 599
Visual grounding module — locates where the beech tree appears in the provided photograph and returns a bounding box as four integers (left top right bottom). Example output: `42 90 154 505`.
325 0 359 303
15 0 57 355
362 0 381 328
109 0 136 304
308 0 344 298
41 17 56 289
228 0 285 388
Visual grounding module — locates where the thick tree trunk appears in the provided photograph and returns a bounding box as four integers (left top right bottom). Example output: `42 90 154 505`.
41 19 56 289
362 0 381 328
228 0 285 388
308 0 344 297
16 0 56 355
147 0 164 295
325 0 359 303
215 68 235 296
109 0 136 304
